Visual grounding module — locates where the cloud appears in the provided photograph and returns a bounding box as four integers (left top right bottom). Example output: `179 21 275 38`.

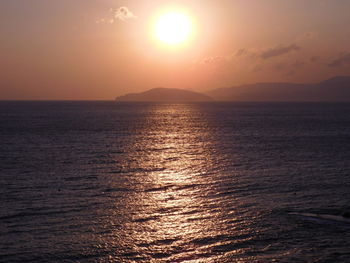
96 6 136 25
328 52 350 67
112 6 137 21
95 18 106 24
235 48 259 59
201 56 225 64
235 49 247 57
260 44 301 59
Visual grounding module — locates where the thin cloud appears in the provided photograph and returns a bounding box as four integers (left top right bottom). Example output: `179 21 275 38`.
201 56 225 64
199 48 257 65
96 6 136 25
328 52 350 67
235 48 258 59
113 6 137 21
235 49 247 57
261 44 301 59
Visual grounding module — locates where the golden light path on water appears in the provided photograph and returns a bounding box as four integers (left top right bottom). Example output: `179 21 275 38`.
104 104 261 262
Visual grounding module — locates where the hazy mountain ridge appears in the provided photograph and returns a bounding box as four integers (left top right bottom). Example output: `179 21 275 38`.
116 76 350 102
116 87 213 102
208 76 350 102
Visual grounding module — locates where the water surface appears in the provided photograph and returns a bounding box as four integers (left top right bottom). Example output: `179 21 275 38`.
1 101 350 262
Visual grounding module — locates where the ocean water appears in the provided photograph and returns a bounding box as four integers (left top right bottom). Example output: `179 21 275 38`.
1 101 350 263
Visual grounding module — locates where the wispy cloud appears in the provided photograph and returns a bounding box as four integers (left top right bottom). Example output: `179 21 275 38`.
235 49 247 57
195 44 309 78
328 52 350 67
96 6 136 24
260 44 301 59
200 56 226 65
112 6 137 21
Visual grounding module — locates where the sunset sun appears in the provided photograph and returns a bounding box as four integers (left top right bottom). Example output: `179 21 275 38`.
155 12 192 45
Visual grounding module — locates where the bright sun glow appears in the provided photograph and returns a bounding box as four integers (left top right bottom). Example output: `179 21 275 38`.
155 12 192 45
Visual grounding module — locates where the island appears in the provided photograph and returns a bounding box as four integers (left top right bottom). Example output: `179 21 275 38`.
116 87 213 102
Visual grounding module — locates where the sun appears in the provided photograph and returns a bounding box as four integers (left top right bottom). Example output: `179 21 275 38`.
155 12 192 45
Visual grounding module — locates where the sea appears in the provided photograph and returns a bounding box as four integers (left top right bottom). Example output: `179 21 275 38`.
1 101 350 263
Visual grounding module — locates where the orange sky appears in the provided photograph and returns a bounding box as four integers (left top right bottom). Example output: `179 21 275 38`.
1 0 350 100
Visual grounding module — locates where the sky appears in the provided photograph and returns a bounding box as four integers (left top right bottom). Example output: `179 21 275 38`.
1 0 350 100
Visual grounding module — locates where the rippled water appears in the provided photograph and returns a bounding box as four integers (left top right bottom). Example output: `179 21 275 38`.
1 101 350 262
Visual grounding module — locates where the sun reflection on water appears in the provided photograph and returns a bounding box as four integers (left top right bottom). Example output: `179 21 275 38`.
107 103 257 262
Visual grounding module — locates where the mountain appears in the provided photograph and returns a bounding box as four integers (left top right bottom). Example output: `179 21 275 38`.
208 76 350 102
116 76 350 102
116 87 213 102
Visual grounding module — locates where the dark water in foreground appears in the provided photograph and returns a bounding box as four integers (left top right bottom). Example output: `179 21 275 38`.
1 101 350 263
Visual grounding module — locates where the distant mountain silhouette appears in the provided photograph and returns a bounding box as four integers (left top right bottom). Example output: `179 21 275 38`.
208 76 350 102
116 87 213 102
116 76 350 102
